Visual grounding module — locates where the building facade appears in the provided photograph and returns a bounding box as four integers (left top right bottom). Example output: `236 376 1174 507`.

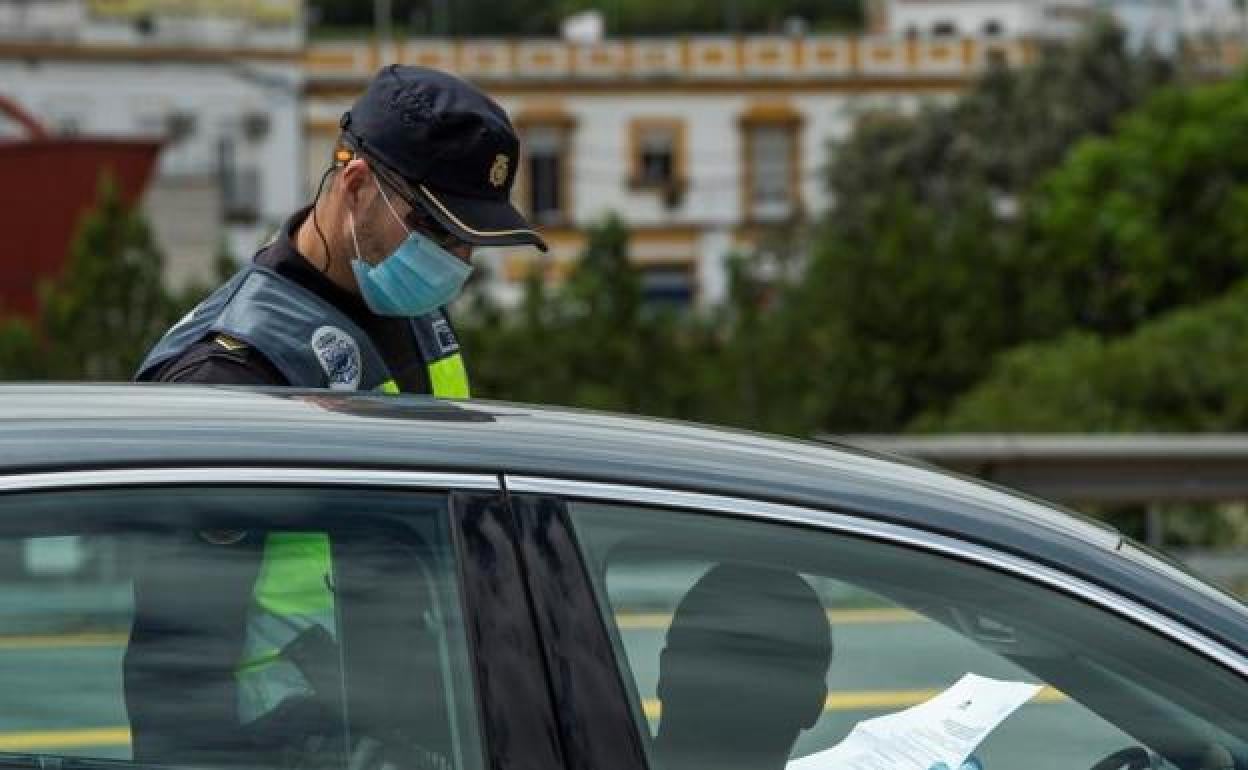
0 0 304 288
4 0 1243 306
304 36 1038 307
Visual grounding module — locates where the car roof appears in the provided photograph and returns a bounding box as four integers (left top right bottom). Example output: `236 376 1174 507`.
1 384 1246 652
0 384 1109 537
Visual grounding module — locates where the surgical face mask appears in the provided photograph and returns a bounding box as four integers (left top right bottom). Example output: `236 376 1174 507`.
348 175 472 317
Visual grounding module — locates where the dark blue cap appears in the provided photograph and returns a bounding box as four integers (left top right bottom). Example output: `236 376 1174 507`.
340 65 546 251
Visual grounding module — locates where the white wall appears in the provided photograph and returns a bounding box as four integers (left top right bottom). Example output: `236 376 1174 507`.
1102 0 1245 53
0 0 303 49
885 0 1246 47
1 58 303 281
886 1 1037 38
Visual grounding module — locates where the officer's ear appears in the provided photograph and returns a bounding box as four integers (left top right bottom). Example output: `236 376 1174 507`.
336 157 375 207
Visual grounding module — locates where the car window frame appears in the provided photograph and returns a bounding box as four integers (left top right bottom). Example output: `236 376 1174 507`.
505 492 651 770
505 473 1248 770
504 475 1248 680
0 466 562 770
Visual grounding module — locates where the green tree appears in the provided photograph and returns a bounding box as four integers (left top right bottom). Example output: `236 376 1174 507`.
917 72 1248 430
915 280 1248 549
0 318 44 380
919 281 1248 433
776 24 1174 434
1019 73 1248 335
37 177 185 380
460 214 725 418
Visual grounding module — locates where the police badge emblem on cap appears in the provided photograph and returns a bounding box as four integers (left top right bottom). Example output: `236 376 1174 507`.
489 154 509 188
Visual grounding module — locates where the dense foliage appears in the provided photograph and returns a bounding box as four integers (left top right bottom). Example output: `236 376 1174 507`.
918 71 1248 431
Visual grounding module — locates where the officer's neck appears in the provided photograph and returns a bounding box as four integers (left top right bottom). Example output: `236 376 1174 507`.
293 204 360 297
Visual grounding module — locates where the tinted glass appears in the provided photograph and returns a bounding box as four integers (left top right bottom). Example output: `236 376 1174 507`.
0 486 483 770
568 500 1248 770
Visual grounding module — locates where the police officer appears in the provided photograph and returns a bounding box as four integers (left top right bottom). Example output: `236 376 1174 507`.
124 65 546 768
137 64 546 392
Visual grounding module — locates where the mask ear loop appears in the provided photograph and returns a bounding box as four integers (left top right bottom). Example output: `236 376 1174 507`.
347 209 364 262
372 172 412 236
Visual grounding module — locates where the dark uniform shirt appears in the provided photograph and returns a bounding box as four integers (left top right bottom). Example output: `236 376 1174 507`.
126 207 435 763
149 206 432 393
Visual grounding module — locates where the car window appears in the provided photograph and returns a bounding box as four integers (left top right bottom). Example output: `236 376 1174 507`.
0 486 484 770
567 500 1248 770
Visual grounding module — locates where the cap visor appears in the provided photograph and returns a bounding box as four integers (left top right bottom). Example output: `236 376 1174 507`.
415 184 548 252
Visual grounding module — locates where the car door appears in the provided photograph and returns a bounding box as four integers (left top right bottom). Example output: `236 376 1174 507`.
0 467 560 770
506 477 1248 770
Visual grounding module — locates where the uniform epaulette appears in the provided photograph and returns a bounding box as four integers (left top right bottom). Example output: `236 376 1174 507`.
214 334 248 352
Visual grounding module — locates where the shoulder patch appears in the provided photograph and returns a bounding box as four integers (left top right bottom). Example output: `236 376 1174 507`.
214 334 248 352
311 325 362 390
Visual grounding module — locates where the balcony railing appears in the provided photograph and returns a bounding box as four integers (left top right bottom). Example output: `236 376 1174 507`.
305 36 1042 83
304 35 1246 83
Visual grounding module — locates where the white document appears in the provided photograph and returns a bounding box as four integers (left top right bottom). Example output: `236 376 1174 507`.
787 673 1043 770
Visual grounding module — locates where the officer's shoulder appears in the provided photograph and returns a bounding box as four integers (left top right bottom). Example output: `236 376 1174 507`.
156 334 285 385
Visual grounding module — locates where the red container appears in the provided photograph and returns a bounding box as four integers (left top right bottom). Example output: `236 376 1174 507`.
0 95 162 318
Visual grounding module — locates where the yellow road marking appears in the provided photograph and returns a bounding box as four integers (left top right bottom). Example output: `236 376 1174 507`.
642 686 1066 719
616 607 920 631
0 727 130 751
0 609 917 649
0 690 1067 750
0 633 127 651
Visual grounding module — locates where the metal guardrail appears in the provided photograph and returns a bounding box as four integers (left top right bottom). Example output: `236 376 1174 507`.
828 435 1248 505
824 435 1248 550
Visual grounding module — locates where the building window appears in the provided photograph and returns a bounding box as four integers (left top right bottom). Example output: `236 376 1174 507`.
932 20 958 37
983 20 1004 37
218 136 260 224
629 119 687 203
640 262 695 308
741 106 802 223
639 130 674 186
526 126 563 223
515 115 577 227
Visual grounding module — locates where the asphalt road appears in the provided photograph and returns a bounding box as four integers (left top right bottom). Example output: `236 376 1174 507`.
0 612 1137 769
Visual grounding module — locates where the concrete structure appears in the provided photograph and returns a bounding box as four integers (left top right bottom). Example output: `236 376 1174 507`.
835 433 1248 586
0 0 305 289
837 434 1248 504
